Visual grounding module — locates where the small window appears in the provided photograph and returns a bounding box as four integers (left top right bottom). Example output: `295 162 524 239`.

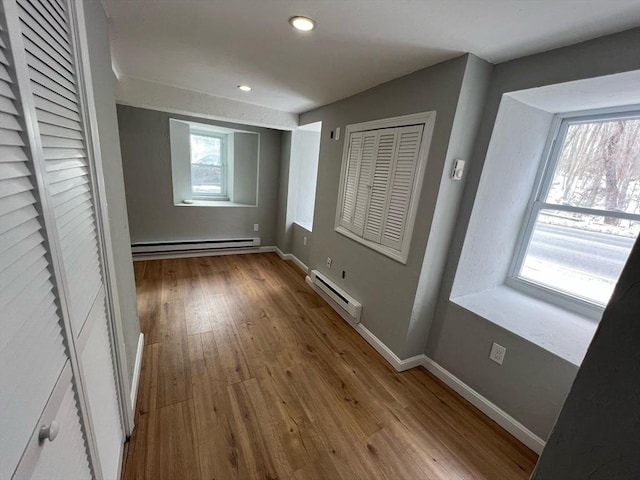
511 109 640 309
169 119 259 207
190 132 226 199
335 112 435 263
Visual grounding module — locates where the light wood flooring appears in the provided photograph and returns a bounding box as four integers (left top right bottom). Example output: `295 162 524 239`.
122 253 537 479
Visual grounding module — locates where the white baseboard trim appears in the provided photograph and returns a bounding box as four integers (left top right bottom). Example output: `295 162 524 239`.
421 357 546 454
273 247 309 274
309 281 546 455
132 246 273 261
130 333 144 412
355 324 426 372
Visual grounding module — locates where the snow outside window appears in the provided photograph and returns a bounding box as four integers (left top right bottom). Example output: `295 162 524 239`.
511 108 640 308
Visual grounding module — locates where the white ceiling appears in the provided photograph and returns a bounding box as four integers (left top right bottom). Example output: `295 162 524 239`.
104 0 640 114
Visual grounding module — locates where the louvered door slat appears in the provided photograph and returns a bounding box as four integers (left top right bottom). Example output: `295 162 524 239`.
0 175 32 198
351 131 377 236
0 158 30 179
0 110 21 129
29 382 91 480
0 24 70 476
380 125 423 250
17 1 71 55
363 129 397 243
340 132 362 230
0 145 28 162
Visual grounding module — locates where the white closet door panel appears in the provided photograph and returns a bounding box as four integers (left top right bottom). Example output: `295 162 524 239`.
363 129 397 243
381 125 423 250
80 292 123 480
340 131 362 230
0 111 21 129
29 381 92 480
351 131 377 236
0 21 70 476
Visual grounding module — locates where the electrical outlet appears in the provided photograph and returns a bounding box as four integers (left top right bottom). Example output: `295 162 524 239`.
326 257 332 269
253 224 259 232
303 236 307 246
489 343 506 365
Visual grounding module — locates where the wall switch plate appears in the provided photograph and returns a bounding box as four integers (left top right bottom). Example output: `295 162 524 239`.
303 236 307 246
326 257 332 268
489 342 506 365
452 159 465 181
253 224 259 232
335 127 341 140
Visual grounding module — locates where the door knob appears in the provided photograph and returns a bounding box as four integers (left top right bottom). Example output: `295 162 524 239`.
39 421 60 442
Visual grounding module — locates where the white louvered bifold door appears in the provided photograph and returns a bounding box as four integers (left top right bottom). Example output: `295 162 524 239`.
0 14 90 479
16 0 103 336
380 125 423 250
339 131 362 231
350 131 377 236
3 0 124 478
363 128 398 243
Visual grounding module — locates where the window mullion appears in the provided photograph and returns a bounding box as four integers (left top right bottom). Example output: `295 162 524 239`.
539 202 640 222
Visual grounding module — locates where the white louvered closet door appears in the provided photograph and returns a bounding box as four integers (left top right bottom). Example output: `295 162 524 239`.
340 131 362 231
350 131 377 236
3 0 124 478
363 128 398 243
0 12 90 480
380 125 423 250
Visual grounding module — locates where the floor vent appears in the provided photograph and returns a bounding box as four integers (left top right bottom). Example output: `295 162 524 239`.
131 238 260 255
307 270 362 321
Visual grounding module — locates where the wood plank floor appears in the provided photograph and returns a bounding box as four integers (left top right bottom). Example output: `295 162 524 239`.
122 253 537 479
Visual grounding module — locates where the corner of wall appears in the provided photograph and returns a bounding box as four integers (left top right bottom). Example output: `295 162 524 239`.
404 54 494 358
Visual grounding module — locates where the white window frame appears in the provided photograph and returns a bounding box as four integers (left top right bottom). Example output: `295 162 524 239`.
334 112 436 264
189 130 228 201
507 106 640 318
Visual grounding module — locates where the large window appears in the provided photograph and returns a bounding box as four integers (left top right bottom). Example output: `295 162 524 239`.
510 109 640 309
335 112 435 263
190 132 226 199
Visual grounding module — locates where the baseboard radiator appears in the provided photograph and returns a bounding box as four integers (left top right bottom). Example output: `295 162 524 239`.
307 270 362 322
131 237 260 256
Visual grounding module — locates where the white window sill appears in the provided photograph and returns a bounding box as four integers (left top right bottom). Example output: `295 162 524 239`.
451 285 599 366
294 221 313 232
174 200 255 208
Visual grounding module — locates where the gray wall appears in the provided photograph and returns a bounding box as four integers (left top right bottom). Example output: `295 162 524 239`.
427 28 640 440
404 54 492 357
117 105 282 245
299 55 472 356
532 238 640 479
291 223 312 267
276 131 292 252
84 0 140 385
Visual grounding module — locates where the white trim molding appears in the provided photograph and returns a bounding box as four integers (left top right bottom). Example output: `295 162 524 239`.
130 333 145 414
420 357 546 454
274 247 309 274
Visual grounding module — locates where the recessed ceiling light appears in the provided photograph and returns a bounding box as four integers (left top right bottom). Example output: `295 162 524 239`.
237 84 252 92
289 16 315 31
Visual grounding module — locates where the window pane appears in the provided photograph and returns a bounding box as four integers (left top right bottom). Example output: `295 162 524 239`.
545 118 640 215
190 134 223 196
520 209 639 305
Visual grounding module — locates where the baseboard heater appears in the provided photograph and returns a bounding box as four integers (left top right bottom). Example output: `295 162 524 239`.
307 270 362 322
131 237 260 255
